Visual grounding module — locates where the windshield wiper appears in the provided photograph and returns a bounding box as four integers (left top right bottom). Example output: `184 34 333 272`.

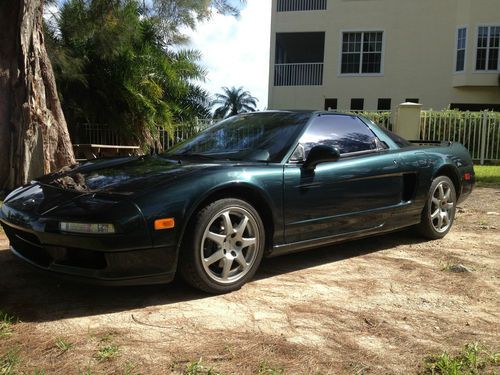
174 152 218 160
180 152 215 159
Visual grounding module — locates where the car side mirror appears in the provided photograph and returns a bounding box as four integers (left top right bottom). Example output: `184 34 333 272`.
303 145 340 170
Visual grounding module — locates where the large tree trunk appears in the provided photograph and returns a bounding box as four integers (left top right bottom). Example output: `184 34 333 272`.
0 0 75 192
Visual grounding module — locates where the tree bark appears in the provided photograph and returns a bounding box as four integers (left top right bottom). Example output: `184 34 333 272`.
0 0 75 192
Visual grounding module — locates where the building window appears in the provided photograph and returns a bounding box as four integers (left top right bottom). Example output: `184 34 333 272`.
377 98 391 111
405 98 419 104
324 98 338 111
455 27 467 72
341 31 383 74
351 98 364 110
277 0 327 12
476 26 500 71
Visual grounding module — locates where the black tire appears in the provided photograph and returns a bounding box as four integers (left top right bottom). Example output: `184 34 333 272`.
417 175 457 240
179 198 265 294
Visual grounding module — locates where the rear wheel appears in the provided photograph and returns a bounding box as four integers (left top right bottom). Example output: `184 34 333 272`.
417 175 456 239
179 198 265 293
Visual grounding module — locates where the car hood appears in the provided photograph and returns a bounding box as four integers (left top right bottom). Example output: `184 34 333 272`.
36 156 216 195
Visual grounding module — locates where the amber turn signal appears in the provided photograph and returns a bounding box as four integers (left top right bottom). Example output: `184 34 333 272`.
154 218 175 230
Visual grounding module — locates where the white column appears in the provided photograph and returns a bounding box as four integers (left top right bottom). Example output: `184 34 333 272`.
394 102 422 140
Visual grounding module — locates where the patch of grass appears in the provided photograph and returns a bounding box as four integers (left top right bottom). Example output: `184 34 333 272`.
0 311 18 338
0 349 20 375
55 337 73 352
33 370 46 375
441 263 473 273
184 358 225 375
95 344 119 362
257 361 285 375
79 367 92 375
92 330 119 343
425 342 499 374
123 362 139 375
474 165 500 185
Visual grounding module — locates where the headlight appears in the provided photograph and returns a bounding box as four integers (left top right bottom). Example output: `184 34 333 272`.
59 222 116 234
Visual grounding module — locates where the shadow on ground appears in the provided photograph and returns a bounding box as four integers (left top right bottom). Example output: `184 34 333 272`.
0 229 424 323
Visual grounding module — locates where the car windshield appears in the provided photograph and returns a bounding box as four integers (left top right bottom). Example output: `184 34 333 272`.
163 112 311 162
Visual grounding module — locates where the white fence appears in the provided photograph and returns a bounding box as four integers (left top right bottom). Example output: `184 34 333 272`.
347 110 393 132
72 111 500 163
274 63 323 86
72 119 216 150
72 123 120 145
420 110 500 164
277 0 327 12
156 119 216 151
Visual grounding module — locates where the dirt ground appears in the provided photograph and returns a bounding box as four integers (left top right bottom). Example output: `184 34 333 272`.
0 187 499 374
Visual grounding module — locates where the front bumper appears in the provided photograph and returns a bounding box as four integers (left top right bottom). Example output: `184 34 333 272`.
1 220 176 286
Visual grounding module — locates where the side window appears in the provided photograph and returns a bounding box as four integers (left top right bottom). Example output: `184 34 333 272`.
298 115 378 159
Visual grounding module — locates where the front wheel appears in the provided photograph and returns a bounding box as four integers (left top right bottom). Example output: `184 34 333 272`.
179 198 265 294
417 175 457 239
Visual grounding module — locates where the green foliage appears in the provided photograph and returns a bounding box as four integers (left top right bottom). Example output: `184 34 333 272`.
79 366 93 375
55 337 73 352
46 0 212 149
420 110 500 160
425 343 499 375
95 344 119 362
213 86 258 118
0 349 19 375
146 0 246 44
257 361 285 375
474 165 500 185
184 358 225 375
0 311 18 338
353 111 393 131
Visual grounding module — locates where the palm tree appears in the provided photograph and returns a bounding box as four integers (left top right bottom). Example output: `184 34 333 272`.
213 87 258 118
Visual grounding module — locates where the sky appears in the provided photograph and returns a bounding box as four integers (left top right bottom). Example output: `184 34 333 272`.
183 1 272 110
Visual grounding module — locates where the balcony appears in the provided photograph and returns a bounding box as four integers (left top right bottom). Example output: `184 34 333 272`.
277 0 327 12
274 32 325 86
274 63 324 86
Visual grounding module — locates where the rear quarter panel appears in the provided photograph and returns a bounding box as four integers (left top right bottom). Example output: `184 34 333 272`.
404 142 475 205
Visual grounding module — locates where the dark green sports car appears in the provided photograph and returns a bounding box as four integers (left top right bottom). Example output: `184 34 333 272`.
0 111 475 293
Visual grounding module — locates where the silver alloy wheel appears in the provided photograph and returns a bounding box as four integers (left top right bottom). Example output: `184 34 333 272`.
200 206 259 284
430 181 454 233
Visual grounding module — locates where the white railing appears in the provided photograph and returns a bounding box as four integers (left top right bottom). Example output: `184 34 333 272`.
74 112 500 163
274 63 323 86
420 110 500 163
157 119 216 151
73 119 217 150
72 123 121 145
277 0 327 12
346 110 393 131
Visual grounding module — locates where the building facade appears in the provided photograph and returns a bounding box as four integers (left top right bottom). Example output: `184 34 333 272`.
267 0 500 111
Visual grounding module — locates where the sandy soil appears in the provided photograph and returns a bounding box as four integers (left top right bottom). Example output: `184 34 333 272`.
0 187 498 374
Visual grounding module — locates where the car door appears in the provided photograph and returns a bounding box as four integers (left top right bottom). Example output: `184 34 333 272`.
283 114 405 244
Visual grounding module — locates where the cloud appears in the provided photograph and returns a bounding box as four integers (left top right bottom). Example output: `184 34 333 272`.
184 1 271 110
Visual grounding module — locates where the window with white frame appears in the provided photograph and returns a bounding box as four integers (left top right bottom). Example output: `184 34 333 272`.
455 27 467 72
341 31 383 74
476 26 500 71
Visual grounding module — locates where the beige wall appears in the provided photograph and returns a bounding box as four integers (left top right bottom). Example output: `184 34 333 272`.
268 0 500 111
